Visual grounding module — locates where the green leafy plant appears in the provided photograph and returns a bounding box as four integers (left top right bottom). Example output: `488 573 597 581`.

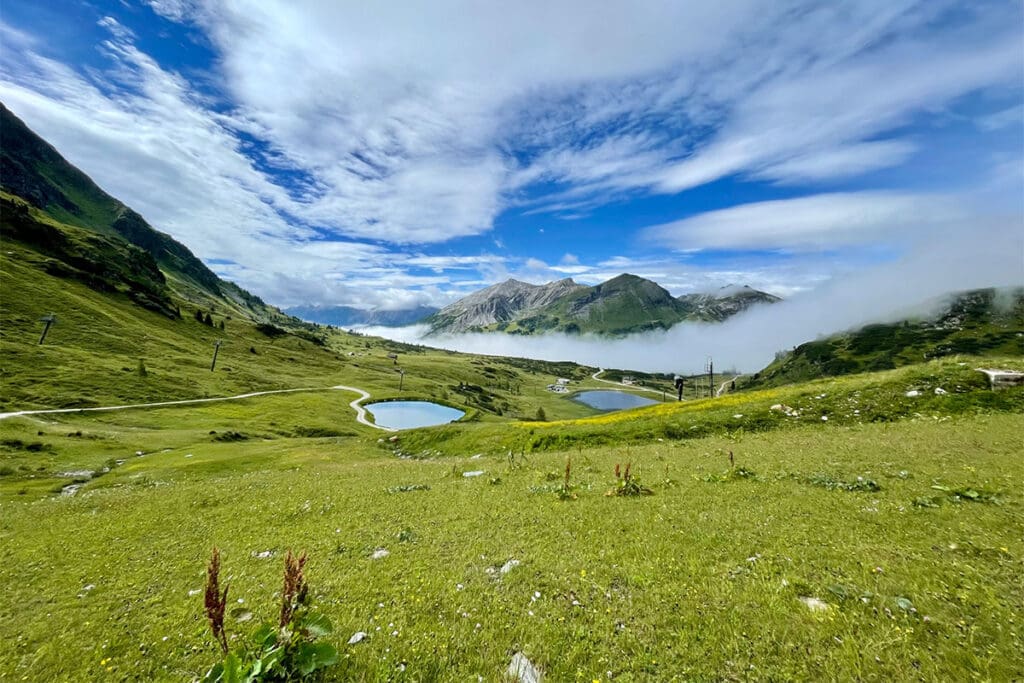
202 548 338 682
606 462 653 497
805 473 881 492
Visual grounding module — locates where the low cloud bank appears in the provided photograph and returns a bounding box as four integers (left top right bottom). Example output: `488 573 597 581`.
358 224 1023 374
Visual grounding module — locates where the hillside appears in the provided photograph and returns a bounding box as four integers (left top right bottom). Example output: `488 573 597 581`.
748 287 1024 388
427 274 781 336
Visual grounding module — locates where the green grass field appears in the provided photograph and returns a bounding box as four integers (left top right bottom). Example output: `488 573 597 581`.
1 358 1022 681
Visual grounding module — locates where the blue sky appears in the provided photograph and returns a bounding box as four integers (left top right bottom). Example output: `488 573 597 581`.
1 0 1022 311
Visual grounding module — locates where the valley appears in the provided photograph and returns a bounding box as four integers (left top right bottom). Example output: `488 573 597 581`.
1 68 1022 682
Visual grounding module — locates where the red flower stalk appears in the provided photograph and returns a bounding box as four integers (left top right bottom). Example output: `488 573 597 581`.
204 547 230 654
279 550 309 629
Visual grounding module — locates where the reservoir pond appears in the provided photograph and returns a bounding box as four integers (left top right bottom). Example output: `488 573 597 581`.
573 390 659 411
365 401 465 430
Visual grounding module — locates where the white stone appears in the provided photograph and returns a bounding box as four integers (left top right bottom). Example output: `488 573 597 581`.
905 390 920 397
508 652 542 683
463 470 485 477
499 559 521 574
371 548 390 560
934 387 947 395
348 631 367 644
799 596 830 612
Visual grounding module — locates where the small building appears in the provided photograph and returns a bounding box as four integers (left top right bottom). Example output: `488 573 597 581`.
621 375 634 385
556 378 570 386
546 384 569 393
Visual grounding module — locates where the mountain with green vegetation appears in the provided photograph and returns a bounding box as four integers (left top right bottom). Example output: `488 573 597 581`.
677 284 782 321
0 102 308 329
427 273 781 336
748 287 1024 388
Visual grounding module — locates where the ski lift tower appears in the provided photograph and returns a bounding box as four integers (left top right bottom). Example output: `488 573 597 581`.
38 313 57 345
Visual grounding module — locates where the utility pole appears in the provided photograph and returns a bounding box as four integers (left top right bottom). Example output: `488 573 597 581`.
706 356 714 398
210 340 223 371
38 313 56 345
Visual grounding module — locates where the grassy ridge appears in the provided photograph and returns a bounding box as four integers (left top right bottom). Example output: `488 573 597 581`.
392 357 1024 457
749 287 1024 388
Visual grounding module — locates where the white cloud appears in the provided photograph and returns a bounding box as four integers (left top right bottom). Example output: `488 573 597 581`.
642 192 957 252
1 1 1021 310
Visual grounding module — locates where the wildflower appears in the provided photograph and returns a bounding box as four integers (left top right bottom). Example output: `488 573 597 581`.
279 549 308 629
204 547 230 654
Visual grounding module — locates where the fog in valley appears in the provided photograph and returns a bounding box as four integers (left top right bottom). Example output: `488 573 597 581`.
359 223 1023 374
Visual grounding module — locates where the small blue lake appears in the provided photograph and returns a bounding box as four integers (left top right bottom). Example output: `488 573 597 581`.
573 390 659 411
365 401 465 430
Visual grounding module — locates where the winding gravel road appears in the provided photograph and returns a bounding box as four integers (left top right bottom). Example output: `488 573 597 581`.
0 385 397 431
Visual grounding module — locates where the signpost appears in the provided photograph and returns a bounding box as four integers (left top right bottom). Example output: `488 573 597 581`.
38 313 56 345
211 340 223 371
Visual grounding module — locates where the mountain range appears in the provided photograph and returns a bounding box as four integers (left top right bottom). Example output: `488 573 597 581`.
424 274 781 336
284 304 439 328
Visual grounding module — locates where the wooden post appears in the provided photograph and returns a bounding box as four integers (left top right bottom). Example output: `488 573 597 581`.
210 340 223 371
38 314 56 345
399 369 405 391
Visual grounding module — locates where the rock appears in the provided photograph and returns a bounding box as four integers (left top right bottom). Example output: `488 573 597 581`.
934 387 947 395
499 559 520 574
799 596 830 612
252 550 272 559
770 404 783 411
470 453 482 459
348 631 368 644
905 390 920 397
508 652 542 683
371 548 390 560
463 470 485 477
821 415 828 421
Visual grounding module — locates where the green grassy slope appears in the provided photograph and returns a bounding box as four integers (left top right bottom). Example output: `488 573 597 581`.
748 287 1024 388
0 234 623 420
1 103 224 295
0 401 1020 680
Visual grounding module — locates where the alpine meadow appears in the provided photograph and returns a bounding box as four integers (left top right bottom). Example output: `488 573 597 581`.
1 2 1023 682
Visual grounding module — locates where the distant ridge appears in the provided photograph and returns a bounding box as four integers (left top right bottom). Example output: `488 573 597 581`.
425 273 781 336
285 304 438 327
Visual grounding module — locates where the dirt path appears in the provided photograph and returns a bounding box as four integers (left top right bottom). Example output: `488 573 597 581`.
0 385 396 431
716 375 744 397
590 369 666 396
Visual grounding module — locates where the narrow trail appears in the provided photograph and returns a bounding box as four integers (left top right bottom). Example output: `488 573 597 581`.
716 375 744 397
0 385 397 431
